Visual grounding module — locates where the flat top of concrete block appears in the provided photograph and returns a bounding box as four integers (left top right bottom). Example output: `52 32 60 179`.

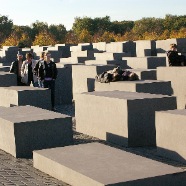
0 72 12 75
34 143 184 185
0 106 70 122
157 109 186 116
129 69 156 72
0 86 47 91
83 91 172 100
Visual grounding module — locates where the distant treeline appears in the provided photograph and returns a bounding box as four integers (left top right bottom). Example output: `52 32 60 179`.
0 14 186 47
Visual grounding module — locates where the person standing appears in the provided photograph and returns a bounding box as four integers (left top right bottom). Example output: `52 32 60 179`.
10 53 25 86
21 52 38 86
34 52 45 88
35 52 58 111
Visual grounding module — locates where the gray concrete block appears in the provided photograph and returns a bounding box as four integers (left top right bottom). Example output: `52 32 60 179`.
129 69 156 80
157 67 186 109
0 86 51 110
135 40 156 57
76 91 177 147
95 80 172 95
0 72 17 86
156 109 186 163
123 57 166 69
55 64 72 104
95 52 131 60
93 42 106 51
33 143 186 186
72 65 117 100
0 105 73 158
85 59 129 69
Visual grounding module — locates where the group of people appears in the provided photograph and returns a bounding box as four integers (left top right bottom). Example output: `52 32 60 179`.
9 52 58 111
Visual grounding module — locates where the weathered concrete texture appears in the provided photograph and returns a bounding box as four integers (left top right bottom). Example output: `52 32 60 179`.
0 72 17 86
156 38 186 54
122 57 166 69
33 143 186 186
135 40 156 57
157 67 186 109
0 86 51 110
95 80 172 95
72 65 117 100
105 41 136 57
129 69 157 80
0 106 73 158
85 59 129 69
95 52 131 60
76 91 177 147
0 66 11 72
93 42 107 51
56 63 73 104
156 109 186 164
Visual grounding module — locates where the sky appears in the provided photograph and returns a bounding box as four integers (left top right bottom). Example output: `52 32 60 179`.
0 0 186 30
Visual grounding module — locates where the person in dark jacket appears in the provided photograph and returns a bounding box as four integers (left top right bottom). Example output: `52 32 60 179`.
166 43 186 66
35 52 58 111
9 53 26 86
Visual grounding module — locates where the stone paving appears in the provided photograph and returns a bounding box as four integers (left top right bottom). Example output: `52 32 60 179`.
0 104 185 185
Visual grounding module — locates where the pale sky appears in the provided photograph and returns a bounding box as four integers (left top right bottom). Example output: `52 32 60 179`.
0 0 186 30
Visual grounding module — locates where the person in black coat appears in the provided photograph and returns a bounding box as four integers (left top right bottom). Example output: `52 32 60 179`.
166 43 186 66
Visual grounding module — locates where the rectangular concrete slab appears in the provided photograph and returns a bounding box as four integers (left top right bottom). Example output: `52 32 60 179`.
76 91 177 147
156 109 186 163
33 143 186 186
95 80 172 95
157 67 186 109
122 57 166 69
0 86 51 110
0 106 73 158
0 72 17 86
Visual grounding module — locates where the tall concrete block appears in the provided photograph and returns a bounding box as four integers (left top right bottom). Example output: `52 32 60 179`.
123 57 166 69
157 67 186 109
0 106 73 158
33 143 186 186
56 63 72 104
72 65 117 100
0 72 17 86
156 38 186 53
93 42 106 51
95 80 172 95
156 109 186 164
106 41 136 57
0 86 51 110
135 40 156 57
76 91 177 147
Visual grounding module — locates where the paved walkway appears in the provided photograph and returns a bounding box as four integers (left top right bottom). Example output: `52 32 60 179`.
0 104 185 185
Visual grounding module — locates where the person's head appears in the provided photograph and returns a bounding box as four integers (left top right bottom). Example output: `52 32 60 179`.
26 52 33 61
44 52 51 61
17 53 23 61
170 43 177 51
40 52 45 60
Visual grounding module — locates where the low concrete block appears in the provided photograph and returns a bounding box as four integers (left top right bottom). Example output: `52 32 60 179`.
0 86 51 110
0 106 73 158
156 109 186 163
122 57 166 69
0 66 11 72
95 52 131 60
76 91 177 147
0 72 17 86
157 67 186 109
129 69 156 80
95 80 172 95
33 143 186 186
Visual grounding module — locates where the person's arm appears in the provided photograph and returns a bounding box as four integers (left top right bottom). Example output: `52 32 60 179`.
21 61 25 77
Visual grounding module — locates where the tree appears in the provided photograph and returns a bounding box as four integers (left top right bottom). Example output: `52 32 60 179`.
1 32 18 46
49 24 67 43
78 29 92 43
0 15 13 44
33 31 56 46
